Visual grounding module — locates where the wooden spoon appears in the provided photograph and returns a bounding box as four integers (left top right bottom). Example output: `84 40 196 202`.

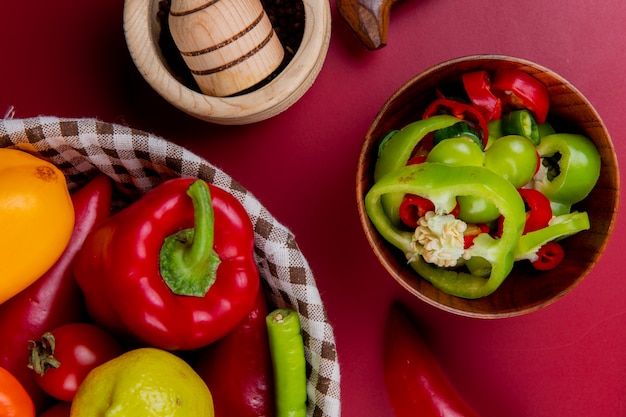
337 0 401 50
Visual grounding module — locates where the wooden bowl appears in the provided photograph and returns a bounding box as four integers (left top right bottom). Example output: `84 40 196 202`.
123 0 331 125
356 55 620 318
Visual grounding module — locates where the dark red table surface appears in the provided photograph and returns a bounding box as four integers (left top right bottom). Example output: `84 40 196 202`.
2 1 625 416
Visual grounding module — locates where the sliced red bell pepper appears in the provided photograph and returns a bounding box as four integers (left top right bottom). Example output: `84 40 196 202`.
491 69 550 124
0 175 112 414
422 98 489 149
399 194 435 228
518 188 552 234
462 70 502 121
531 241 564 271
74 178 260 351
194 290 275 417
384 304 480 417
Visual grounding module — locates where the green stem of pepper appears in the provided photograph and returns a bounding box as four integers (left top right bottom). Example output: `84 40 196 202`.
159 179 221 297
266 308 308 417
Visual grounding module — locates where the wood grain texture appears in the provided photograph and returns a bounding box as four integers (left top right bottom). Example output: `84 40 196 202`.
123 0 331 124
168 0 284 96
337 0 399 49
356 55 620 318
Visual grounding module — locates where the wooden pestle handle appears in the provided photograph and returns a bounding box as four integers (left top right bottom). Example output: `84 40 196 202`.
337 0 401 50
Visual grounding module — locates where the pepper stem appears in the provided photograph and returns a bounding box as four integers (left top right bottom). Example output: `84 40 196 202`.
159 180 221 297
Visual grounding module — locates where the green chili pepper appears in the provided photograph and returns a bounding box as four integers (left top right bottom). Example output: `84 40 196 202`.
501 109 540 145
488 119 554 148
365 162 526 299
537 122 556 138
432 121 484 150
514 211 590 261
533 133 601 214
266 308 307 417
373 115 461 226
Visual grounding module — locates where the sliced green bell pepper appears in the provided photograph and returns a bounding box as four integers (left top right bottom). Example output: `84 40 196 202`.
374 115 461 226
365 162 526 299
533 133 601 214
374 115 461 181
514 211 590 261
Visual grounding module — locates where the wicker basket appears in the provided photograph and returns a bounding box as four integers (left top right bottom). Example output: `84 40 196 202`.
0 116 341 417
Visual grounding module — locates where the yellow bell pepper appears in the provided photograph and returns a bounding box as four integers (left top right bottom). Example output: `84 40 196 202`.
0 149 74 304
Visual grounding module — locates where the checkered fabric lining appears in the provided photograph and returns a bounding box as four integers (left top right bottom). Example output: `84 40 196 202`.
0 116 341 417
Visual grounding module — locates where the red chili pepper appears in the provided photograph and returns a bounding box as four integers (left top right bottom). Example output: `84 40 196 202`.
518 188 552 234
534 150 541 175
450 201 461 218
74 178 260 351
399 194 435 228
464 223 490 249
384 304 480 417
462 70 502 121
532 241 565 271
406 152 428 165
0 175 112 414
495 215 505 238
491 69 550 124
194 290 275 417
423 98 489 148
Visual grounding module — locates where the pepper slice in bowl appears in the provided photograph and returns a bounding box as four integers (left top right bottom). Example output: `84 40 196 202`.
366 162 526 299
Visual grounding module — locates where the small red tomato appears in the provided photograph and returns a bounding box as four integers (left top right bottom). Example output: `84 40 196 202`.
38 402 71 417
29 323 123 402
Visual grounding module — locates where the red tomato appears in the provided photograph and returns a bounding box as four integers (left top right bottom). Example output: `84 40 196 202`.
38 402 71 417
30 323 123 402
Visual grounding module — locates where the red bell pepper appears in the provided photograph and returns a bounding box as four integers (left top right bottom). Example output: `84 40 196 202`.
462 70 502 121
518 188 552 234
531 241 564 271
0 175 112 414
194 290 275 417
491 69 550 124
384 304 480 417
74 178 260 351
422 98 489 149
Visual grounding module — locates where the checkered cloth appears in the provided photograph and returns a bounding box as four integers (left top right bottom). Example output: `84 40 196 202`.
0 116 341 417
